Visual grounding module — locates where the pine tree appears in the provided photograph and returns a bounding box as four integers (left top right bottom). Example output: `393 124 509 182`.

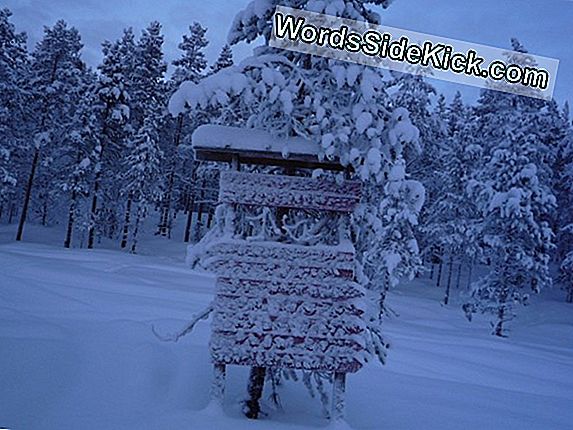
16 20 85 241
172 22 208 87
120 22 166 251
422 92 482 302
0 8 28 218
86 29 132 248
157 22 209 238
210 44 233 74
463 43 557 334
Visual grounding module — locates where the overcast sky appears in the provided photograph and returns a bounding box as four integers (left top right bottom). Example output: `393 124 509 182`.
5 0 573 105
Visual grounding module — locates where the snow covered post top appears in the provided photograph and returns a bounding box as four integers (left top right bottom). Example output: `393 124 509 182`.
191 124 348 171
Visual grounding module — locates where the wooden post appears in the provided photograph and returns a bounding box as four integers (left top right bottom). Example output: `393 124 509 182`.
332 371 346 421
245 366 266 419
210 363 226 405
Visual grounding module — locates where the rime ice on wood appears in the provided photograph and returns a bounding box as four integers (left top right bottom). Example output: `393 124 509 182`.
192 125 365 419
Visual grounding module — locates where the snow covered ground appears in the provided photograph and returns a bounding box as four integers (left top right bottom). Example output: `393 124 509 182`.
1 225 572 430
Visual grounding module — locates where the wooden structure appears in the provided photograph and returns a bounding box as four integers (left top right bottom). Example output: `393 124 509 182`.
192 125 364 421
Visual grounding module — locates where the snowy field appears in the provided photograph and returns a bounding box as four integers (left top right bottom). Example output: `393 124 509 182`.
1 225 573 430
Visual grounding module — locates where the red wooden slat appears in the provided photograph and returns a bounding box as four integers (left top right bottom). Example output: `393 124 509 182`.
219 172 361 212
207 240 366 373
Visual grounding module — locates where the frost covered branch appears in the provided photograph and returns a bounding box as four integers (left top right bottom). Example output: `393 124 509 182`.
152 303 213 342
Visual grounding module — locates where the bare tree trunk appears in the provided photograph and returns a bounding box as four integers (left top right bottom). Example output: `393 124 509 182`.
207 206 214 229
429 262 434 280
87 174 100 249
8 202 16 224
455 260 462 289
494 306 505 337
157 115 183 237
244 366 266 419
466 260 474 290
64 190 77 248
184 196 195 243
16 148 40 241
443 254 454 305
41 199 48 226
436 260 443 287
120 196 133 249
566 287 573 304
130 204 144 254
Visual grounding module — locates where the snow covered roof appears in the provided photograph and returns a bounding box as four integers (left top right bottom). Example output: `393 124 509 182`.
192 125 344 170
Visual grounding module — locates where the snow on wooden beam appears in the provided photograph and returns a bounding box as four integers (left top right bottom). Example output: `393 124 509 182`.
219 172 361 212
192 125 345 170
206 239 367 373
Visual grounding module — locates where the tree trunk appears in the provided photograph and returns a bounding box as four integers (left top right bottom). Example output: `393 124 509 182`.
455 260 462 289
87 174 100 249
120 196 133 249
8 203 16 224
16 148 40 241
566 287 573 304
466 260 474 290
41 199 48 226
494 306 505 337
193 176 206 241
436 260 443 287
157 115 183 237
429 263 434 280
443 254 454 305
64 190 77 248
244 366 266 419
130 204 144 254
207 207 214 229
184 196 195 243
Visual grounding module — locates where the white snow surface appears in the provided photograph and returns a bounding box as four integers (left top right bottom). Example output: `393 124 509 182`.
192 124 322 158
1 225 573 429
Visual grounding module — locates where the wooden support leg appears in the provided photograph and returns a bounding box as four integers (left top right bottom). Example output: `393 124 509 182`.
245 366 266 419
332 372 346 421
210 363 226 405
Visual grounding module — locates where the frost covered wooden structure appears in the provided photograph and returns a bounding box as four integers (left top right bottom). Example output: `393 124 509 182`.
193 125 364 420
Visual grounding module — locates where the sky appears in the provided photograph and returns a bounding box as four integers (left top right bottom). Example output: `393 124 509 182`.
4 0 573 106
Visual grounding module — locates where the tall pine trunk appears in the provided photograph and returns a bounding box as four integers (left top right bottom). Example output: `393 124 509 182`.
16 148 40 241
157 115 183 237
455 260 462 289
64 189 77 248
130 204 145 254
121 196 133 249
87 174 100 249
436 260 443 287
443 254 454 305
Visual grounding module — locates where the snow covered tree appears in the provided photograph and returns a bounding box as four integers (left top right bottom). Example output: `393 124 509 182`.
86 29 132 248
421 92 482 302
156 22 210 238
15 20 85 241
210 44 234 74
122 116 163 252
119 22 167 249
171 22 208 87
464 41 557 334
171 0 424 418
0 8 28 217
555 107 573 302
